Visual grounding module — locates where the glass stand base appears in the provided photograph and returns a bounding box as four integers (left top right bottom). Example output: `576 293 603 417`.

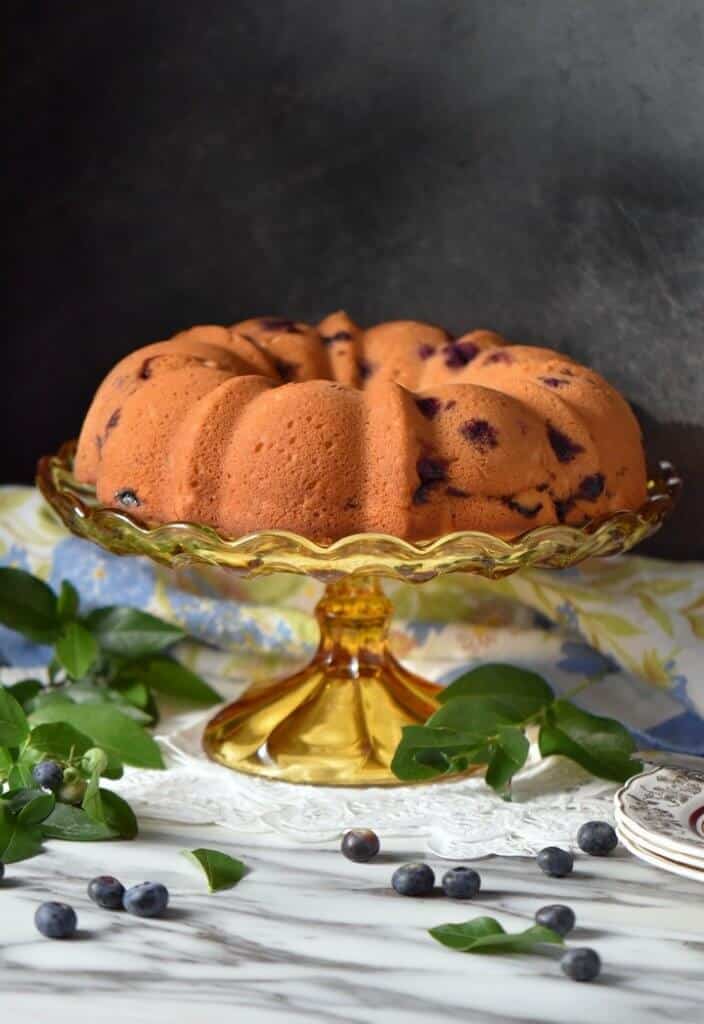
202 577 442 785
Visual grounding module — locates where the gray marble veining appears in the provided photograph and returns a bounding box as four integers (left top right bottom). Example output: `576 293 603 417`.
1 823 702 1023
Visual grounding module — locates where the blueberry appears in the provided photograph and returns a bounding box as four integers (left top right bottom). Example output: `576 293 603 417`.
35 901 77 939
341 829 380 863
391 862 435 897
88 875 125 910
560 947 601 982
123 882 169 918
577 821 618 857
537 847 574 878
441 866 481 899
32 760 64 793
535 904 576 936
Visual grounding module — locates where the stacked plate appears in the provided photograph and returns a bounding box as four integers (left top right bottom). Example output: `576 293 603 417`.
615 765 704 882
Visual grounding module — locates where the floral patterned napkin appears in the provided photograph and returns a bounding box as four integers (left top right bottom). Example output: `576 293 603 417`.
1 486 702 755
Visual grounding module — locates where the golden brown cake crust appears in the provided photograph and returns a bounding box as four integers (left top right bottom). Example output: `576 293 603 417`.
75 314 648 541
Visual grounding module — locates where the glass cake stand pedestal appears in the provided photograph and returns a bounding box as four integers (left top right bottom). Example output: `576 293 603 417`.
38 443 680 786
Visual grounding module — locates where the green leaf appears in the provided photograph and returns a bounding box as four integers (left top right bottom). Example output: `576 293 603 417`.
57 580 80 621
0 567 60 643
438 664 554 718
100 789 138 839
8 756 36 789
4 679 43 711
485 727 530 794
29 702 165 770
429 916 564 954
82 767 104 822
539 700 642 783
0 687 30 746
0 801 44 863
428 696 523 733
67 681 154 723
16 790 56 826
0 747 12 774
117 655 221 705
30 721 94 760
429 916 505 949
30 689 75 711
101 753 125 780
183 848 247 892
112 679 152 709
55 621 99 679
84 607 185 657
40 801 119 841
391 725 489 781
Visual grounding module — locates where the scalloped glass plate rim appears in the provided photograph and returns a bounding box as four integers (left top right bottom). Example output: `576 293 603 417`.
36 442 680 576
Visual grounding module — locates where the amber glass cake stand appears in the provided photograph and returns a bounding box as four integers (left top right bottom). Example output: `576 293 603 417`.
37 443 680 786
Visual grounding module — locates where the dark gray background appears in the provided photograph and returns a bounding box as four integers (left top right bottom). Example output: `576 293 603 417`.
4 0 703 556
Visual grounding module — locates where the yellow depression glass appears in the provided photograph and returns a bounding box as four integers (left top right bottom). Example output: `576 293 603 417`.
37 443 680 786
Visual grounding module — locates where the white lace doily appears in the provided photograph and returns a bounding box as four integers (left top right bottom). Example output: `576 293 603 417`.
106 707 621 858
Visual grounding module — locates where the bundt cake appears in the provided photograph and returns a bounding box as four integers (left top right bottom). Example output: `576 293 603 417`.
75 313 648 542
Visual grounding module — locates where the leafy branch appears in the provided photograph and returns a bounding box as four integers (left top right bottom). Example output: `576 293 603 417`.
391 663 642 793
0 567 223 863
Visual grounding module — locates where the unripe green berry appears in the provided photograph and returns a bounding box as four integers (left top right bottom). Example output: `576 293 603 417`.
58 778 87 805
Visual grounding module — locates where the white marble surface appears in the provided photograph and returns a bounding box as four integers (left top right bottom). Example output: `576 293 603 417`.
1 820 702 1024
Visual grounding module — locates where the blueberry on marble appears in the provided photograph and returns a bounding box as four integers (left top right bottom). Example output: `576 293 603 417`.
537 847 574 878
560 947 601 982
341 829 380 863
392 863 435 897
32 760 64 792
441 866 481 899
123 882 169 918
88 876 126 910
35 901 78 939
577 821 618 857
535 904 576 936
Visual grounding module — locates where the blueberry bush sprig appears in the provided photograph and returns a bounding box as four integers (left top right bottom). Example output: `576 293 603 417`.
0 567 223 864
391 663 643 793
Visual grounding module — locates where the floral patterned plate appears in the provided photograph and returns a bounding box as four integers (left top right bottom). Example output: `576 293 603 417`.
615 765 704 862
617 823 703 883
617 818 704 870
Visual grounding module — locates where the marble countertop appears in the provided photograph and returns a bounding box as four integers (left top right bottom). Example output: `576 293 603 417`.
1 822 702 1024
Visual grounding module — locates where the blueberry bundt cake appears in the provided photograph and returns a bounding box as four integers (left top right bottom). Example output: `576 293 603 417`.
75 313 647 541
